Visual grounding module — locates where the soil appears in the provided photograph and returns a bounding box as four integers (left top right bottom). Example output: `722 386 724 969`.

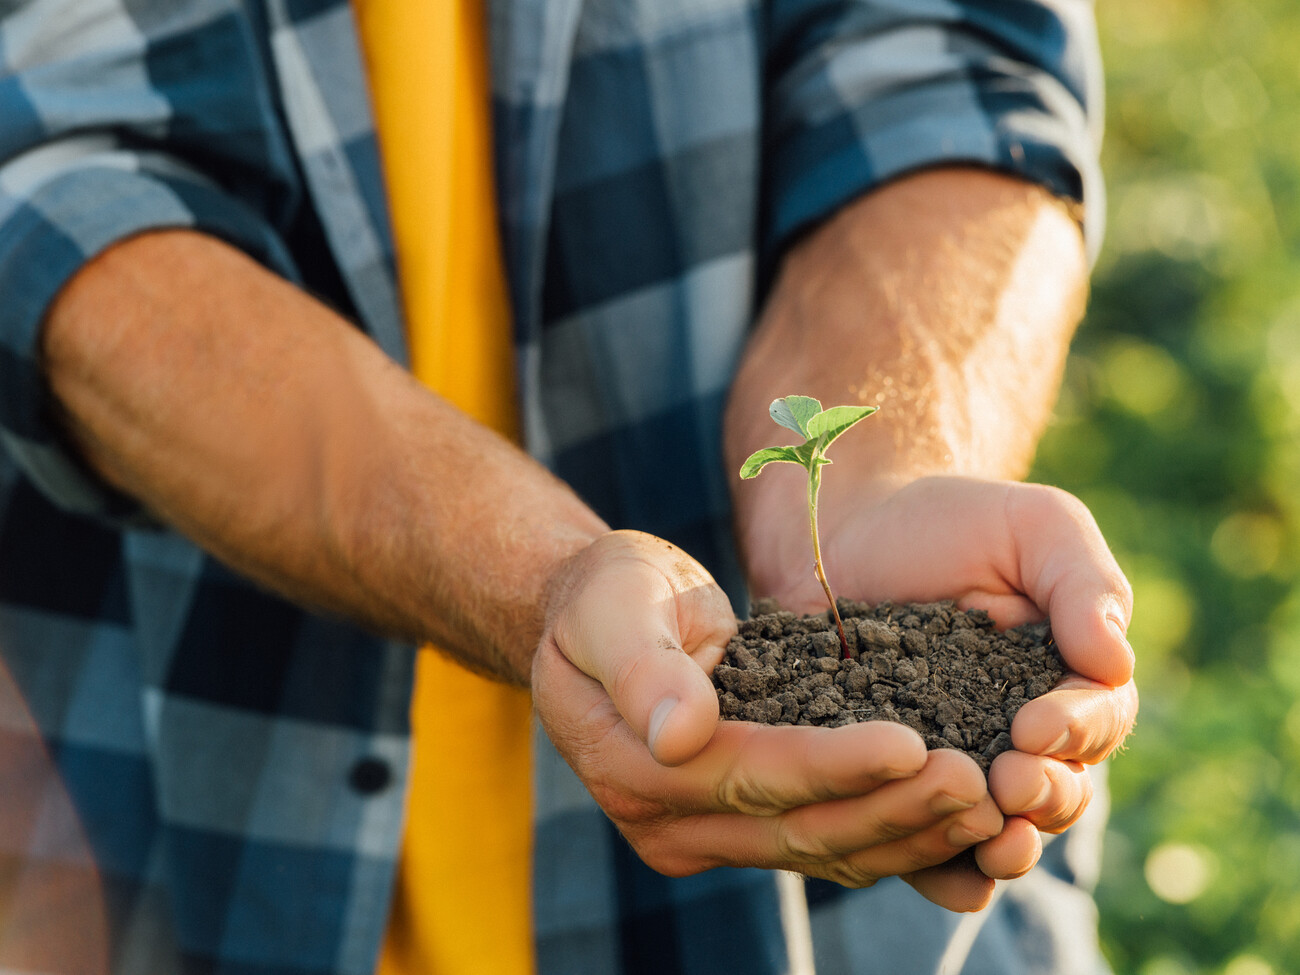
712 599 1064 773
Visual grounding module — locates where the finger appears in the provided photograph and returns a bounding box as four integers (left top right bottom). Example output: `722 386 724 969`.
973 816 1042 879
716 719 932 813
767 748 997 863
645 793 1003 885
1006 485 1135 687
988 749 1091 833
650 719 930 817
648 749 1000 881
903 858 997 913
599 723 937 878
791 797 1002 891
1010 678 1139 764
552 533 735 766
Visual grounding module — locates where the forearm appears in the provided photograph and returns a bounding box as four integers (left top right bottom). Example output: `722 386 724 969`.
726 168 1089 584
41 229 607 684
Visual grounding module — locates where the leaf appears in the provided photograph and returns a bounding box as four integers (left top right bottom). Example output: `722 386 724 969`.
791 441 821 468
739 445 807 479
769 396 823 438
806 404 879 448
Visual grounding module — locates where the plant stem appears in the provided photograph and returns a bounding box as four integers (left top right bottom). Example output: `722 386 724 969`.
808 462 850 659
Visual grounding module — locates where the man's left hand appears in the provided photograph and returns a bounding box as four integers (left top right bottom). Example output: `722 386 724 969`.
737 473 1138 901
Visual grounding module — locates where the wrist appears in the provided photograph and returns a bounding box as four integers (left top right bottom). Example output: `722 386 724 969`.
337 409 609 686
725 168 1087 492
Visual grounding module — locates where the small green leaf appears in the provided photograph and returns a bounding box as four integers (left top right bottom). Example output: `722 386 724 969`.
806 404 879 448
769 396 823 438
739 445 807 479
791 441 821 468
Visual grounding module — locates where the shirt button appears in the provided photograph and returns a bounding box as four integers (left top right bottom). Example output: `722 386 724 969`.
348 757 392 795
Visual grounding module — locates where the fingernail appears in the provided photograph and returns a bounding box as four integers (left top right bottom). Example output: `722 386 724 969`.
1045 731 1070 756
931 792 978 816
1025 779 1052 812
946 822 995 846
879 765 919 782
648 697 678 755
1107 616 1135 665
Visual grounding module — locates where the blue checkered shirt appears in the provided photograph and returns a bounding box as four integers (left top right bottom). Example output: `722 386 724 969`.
0 0 1110 972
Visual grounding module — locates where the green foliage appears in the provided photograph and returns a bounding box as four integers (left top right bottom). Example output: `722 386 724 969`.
1028 3 1300 971
741 396 877 656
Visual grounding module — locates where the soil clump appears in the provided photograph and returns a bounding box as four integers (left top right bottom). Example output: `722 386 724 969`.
713 599 1064 772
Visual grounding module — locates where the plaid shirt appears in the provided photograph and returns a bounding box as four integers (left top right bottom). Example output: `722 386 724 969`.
0 1 1108 973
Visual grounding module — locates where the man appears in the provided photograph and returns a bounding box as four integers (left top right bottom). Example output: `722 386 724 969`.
0 0 1136 973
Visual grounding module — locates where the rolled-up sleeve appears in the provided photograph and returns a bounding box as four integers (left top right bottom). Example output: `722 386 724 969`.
763 0 1104 266
0 0 300 520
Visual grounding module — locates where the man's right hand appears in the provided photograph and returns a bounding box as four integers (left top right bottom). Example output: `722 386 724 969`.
532 530 1029 912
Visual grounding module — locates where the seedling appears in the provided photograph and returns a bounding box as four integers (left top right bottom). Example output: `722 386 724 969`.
739 396 878 659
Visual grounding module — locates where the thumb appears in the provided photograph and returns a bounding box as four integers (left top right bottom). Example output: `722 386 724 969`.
1008 486 1136 687
549 531 734 766
628 641 724 767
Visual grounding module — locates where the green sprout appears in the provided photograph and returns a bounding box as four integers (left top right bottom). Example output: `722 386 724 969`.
740 395 878 659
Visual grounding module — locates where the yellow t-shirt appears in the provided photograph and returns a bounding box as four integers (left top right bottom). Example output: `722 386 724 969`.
351 2 535 974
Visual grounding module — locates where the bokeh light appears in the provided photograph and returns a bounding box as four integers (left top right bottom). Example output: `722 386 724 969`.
1144 842 1216 904
1223 955 1275 975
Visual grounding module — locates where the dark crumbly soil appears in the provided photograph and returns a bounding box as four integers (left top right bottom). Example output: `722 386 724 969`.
713 599 1064 772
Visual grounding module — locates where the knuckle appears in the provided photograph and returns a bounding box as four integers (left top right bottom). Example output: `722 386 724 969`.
1016 481 1077 517
714 770 782 817
870 811 925 846
816 861 882 890
899 841 950 874
1045 483 1092 520
608 650 654 707
773 822 835 864
1010 483 1098 538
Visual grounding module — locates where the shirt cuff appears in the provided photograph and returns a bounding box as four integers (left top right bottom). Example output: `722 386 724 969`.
763 34 1104 275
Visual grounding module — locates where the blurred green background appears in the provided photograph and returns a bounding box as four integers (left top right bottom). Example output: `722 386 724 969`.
1028 1 1300 972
